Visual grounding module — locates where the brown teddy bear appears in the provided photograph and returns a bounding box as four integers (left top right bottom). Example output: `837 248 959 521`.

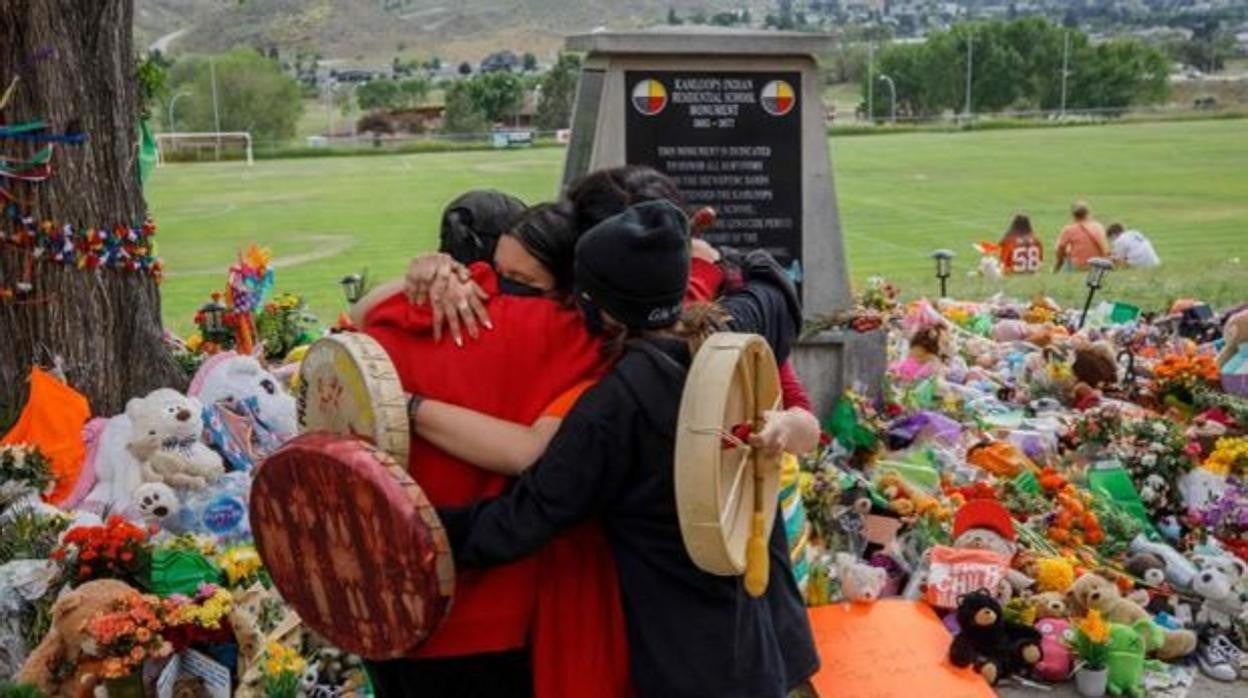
16 579 138 698
1029 591 1069 619
1067 572 1197 660
1217 309 1248 369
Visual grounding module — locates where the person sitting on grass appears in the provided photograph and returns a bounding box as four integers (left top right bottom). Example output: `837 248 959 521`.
1107 223 1161 269
997 214 1044 274
1053 200 1110 272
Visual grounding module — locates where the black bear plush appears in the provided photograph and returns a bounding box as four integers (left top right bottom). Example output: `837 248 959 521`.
949 589 1045 685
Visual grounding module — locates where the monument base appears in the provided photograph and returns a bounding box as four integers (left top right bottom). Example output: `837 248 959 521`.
791 328 888 419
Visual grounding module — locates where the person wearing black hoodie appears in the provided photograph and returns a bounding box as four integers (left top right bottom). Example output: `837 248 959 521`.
438 200 819 698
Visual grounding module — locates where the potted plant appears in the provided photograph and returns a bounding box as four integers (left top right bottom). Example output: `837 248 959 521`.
1068 610 1111 697
259 641 308 698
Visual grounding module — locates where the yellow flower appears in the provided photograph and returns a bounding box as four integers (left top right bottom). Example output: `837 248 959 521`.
1202 437 1248 477
185 333 204 352
218 547 263 585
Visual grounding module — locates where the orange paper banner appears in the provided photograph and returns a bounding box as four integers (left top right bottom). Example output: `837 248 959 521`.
808 600 995 698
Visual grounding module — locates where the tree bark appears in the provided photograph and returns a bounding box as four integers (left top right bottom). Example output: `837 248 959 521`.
0 0 185 418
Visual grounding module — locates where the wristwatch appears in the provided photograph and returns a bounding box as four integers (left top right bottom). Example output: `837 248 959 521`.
407 393 425 422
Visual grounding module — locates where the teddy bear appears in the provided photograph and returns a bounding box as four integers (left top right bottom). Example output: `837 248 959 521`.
834 552 887 603
1033 617 1073 683
189 352 298 438
1123 552 1176 616
948 589 1044 685
1191 555 1246 633
1067 572 1197 660
1217 309 1248 369
951 499 1034 595
890 324 952 383
75 413 145 516
1071 341 1118 390
125 388 223 491
16 579 139 698
1029 591 1068 619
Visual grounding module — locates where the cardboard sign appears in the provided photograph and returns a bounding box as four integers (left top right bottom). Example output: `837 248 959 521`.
925 545 1009 609
808 600 994 698
156 654 181 698
181 648 232 698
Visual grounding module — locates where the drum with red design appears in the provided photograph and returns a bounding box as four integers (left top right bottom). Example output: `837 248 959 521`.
251 432 454 658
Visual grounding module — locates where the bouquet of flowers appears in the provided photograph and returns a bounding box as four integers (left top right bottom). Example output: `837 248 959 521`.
1151 353 1220 407
859 276 899 313
164 583 235 649
254 293 319 361
218 545 265 587
0 444 53 507
84 592 174 679
1193 478 1248 559
1203 437 1248 478
260 641 308 698
51 516 151 585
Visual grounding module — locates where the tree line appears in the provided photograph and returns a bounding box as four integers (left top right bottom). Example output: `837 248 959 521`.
862 17 1170 119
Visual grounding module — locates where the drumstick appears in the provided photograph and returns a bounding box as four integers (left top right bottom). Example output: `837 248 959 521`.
743 348 769 598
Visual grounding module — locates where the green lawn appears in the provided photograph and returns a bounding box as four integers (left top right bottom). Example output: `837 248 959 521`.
147 119 1248 334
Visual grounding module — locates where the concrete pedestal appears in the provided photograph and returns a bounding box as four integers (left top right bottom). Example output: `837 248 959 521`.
791 329 888 419
560 27 885 413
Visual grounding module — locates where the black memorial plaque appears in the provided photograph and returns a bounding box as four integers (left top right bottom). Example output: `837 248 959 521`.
625 71 803 280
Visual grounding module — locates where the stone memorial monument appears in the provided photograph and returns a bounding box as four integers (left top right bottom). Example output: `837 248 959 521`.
561 27 886 415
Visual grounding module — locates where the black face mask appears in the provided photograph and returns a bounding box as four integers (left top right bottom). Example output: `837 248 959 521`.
577 293 606 335
498 276 546 298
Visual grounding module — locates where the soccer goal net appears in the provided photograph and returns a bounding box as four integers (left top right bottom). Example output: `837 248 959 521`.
155 132 254 166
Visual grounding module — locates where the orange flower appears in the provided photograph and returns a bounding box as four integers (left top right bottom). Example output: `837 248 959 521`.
130 646 145 662
1078 610 1109 644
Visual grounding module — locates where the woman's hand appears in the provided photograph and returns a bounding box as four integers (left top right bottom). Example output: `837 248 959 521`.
429 275 491 345
404 253 465 304
749 408 821 458
691 238 721 264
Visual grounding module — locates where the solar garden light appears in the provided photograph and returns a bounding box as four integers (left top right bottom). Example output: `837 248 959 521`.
200 295 228 335
1079 257 1114 330
340 273 364 304
931 249 954 298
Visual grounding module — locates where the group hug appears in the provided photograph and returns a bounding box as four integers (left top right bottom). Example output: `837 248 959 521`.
346 165 825 698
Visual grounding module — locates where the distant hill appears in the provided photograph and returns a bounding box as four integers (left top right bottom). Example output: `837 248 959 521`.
135 0 757 64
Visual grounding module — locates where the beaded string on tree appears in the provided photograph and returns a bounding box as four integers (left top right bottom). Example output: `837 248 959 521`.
1 61 162 305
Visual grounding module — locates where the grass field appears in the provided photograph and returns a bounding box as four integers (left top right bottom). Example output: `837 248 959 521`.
146 119 1248 334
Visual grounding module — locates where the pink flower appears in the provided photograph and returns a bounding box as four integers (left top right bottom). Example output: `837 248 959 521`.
1185 442 1203 458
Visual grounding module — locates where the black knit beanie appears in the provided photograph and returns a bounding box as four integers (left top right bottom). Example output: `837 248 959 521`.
574 200 690 330
439 190 527 265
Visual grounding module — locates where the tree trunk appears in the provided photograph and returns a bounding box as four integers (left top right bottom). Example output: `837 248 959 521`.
0 0 185 418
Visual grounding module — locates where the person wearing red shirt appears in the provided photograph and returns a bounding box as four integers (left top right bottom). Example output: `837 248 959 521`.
997 214 1045 275
363 202 607 698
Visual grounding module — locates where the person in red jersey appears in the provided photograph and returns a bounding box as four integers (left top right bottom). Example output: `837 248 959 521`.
997 214 1045 274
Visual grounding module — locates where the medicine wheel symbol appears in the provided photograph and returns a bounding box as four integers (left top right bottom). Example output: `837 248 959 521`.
760 80 796 117
632 79 668 116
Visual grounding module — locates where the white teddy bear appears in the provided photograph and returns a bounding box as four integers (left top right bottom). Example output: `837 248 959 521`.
1193 555 1247 632
78 414 145 515
125 388 224 490
190 353 298 437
